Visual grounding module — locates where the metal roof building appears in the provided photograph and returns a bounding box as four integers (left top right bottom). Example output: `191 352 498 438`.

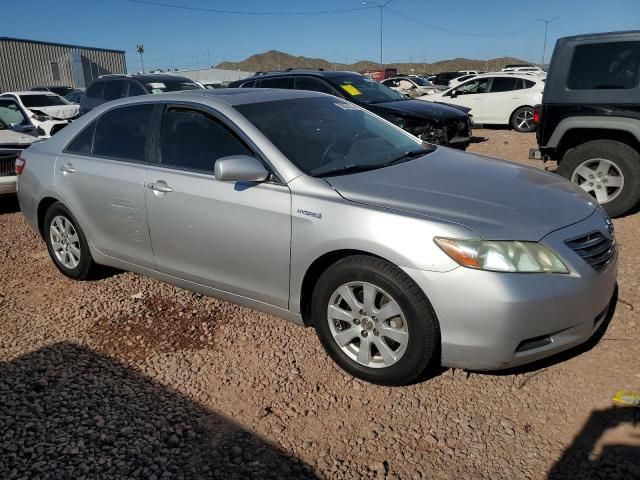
0 37 126 92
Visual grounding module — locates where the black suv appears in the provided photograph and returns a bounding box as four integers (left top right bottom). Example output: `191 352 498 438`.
229 70 472 149
80 74 201 114
531 31 640 217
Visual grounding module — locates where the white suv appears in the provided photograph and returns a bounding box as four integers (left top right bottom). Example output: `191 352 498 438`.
418 73 545 132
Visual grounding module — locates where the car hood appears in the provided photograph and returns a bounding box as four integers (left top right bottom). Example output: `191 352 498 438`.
30 104 79 120
367 99 468 123
0 129 39 147
324 148 597 241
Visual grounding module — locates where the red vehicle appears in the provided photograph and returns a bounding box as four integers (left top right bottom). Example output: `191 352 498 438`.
361 68 398 81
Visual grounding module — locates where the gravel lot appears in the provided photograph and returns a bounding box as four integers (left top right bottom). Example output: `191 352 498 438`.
1 129 639 479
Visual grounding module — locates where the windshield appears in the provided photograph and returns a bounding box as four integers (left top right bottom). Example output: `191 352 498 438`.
236 96 433 177
19 94 68 108
410 77 432 86
331 75 405 104
144 80 201 93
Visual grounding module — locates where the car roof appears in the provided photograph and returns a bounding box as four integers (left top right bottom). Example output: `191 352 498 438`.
2 91 59 96
471 73 544 81
237 70 362 83
97 74 196 83
96 88 331 109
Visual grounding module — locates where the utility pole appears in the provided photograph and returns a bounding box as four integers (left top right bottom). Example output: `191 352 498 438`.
536 16 562 65
362 0 395 67
136 44 145 74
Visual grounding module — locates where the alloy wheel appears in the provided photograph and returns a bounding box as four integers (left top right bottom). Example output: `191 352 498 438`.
571 158 625 204
50 215 81 269
327 282 409 369
515 109 534 131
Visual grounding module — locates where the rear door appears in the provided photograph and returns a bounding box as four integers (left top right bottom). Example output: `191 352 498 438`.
144 105 292 308
55 103 156 268
482 77 521 124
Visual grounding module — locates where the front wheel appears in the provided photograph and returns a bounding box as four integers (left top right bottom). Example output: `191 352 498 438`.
558 140 640 217
312 255 439 386
511 106 536 133
44 202 96 279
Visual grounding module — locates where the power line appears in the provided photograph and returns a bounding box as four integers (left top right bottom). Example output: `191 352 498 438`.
125 0 375 15
385 6 538 37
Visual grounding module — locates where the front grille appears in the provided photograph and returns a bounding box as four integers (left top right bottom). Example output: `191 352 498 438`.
0 149 20 177
565 231 616 271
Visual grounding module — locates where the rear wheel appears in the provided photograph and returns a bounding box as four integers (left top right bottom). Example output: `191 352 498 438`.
312 255 439 386
44 202 96 279
511 106 536 133
558 140 640 217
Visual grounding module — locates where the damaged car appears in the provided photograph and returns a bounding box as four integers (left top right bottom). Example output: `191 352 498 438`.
229 70 472 149
0 91 79 137
0 117 39 196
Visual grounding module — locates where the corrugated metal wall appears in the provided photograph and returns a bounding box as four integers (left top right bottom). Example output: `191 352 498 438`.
0 39 126 92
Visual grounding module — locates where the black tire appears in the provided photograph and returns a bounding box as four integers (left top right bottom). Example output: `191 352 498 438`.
510 106 536 133
312 255 439 386
44 202 96 280
557 140 640 218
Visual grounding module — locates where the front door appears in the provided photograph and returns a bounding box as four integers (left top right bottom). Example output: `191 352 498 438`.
441 77 490 123
145 106 292 308
54 103 156 268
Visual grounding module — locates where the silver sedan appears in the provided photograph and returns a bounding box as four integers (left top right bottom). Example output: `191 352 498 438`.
16 89 618 385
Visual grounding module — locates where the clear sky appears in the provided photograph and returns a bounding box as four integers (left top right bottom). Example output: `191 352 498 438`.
4 0 639 71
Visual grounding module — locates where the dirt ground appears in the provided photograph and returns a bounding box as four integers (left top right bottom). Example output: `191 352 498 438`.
1 129 639 479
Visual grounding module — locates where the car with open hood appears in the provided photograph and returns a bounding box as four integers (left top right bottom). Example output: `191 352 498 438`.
17 89 617 385
229 70 472 149
0 118 39 195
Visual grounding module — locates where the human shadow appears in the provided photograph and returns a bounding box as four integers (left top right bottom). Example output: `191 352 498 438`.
0 342 318 479
547 406 640 479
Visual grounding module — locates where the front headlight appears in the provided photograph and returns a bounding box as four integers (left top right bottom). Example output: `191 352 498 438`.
434 238 569 273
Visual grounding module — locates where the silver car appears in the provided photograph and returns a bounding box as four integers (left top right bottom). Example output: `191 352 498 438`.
17 89 618 385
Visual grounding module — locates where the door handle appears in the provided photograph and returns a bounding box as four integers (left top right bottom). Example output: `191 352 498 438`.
59 163 76 174
147 181 173 193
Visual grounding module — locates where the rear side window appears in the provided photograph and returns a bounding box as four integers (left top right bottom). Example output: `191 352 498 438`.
489 77 519 92
568 41 640 90
159 108 251 172
293 77 333 94
66 121 97 155
103 80 125 101
92 104 154 162
85 81 104 99
257 78 291 89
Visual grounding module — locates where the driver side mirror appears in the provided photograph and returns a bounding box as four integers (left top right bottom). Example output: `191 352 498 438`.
214 155 269 183
450 89 458 98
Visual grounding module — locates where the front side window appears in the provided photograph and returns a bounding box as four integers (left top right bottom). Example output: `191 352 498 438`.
19 94 68 108
236 97 432 177
127 81 146 97
293 77 333 94
452 78 490 95
159 108 252 172
85 82 104 99
103 81 125 101
331 75 404 104
489 77 519 92
92 104 154 162
568 41 640 90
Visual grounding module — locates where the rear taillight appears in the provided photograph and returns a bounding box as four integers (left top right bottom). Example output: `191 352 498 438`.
15 156 26 175
533 105 541 124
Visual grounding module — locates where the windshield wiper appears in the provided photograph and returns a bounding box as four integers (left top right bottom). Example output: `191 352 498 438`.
315 164 385 178
385 148 433 166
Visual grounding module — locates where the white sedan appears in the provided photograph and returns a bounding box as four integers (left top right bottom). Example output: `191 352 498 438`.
418 74 544 132
0 91 80 137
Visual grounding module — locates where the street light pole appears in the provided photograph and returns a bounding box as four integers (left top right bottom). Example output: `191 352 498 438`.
362 0 394 67
535 16 562 65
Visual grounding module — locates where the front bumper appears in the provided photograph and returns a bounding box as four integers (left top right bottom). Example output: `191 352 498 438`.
0 175 17 195
403 210 618 370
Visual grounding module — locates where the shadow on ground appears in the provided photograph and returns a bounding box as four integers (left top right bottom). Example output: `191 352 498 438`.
548 406 640 479
0 196 19 215
0 342 318 479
